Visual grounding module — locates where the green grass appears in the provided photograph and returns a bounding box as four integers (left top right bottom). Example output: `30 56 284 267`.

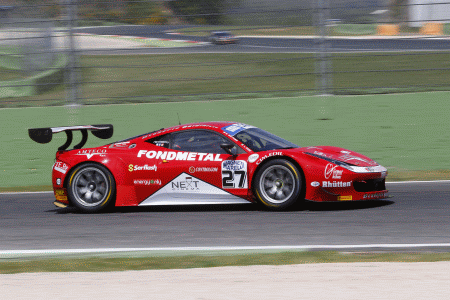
0 67 26 81
174 26 318 36
2 251 450 274
174 24 414 37
2 52 450 107
3 92 450 188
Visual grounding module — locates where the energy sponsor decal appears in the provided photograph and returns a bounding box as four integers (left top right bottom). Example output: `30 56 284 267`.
222 160 248 188
337 195 352 201
322 181 352 188
221 123 255 136
189 166 218 173
128 164 157 172
255 152 283 165
324 164 343 179
54 162 68 174
171 176 199 191
76 149 107 159
134 179 161 186
137 150 222 162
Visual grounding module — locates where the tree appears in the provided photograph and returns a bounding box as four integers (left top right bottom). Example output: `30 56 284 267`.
169 0 230 25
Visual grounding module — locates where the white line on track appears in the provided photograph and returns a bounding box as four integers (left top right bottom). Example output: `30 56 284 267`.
0 191 53 195
2 243 450 256
387 180 450 184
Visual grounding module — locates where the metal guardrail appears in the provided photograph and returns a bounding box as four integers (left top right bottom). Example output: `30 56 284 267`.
1 0 450 107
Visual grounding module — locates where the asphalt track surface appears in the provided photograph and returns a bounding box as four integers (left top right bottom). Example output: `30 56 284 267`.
1 182 449 251
76 25 450 55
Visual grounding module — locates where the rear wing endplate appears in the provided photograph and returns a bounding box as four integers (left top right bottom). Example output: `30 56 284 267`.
28 124 113 151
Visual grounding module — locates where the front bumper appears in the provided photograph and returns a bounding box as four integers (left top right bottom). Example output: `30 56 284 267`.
307 173 389 202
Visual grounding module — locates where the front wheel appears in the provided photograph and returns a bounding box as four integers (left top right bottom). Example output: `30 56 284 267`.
67 163 116 213
253 159 302 210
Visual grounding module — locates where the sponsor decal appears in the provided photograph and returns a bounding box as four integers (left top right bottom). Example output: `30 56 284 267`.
154 141 169 147
128 164 157 172
171 176 199 191
221 123 255 136
322 181 352 188
223 160 245 171
248 154 259 163
325 164 343 179
255 152 283 165
110 141 130 148
55 189 65 196
340 150 350 154
54 189 67 201
76 149 107 159
363 192 387 199
134 179 162 186
337 195 352 201
54 162 68 174
181 124 217 129
222 160 248 188
137 150 222 162
188 166 218 173
311 181 320 187
56 178 61 185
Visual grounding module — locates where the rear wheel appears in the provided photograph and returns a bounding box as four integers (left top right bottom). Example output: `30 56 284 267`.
67 163 115 213
253 159 302 210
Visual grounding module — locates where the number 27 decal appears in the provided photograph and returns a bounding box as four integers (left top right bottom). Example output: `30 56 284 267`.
221 160 248 188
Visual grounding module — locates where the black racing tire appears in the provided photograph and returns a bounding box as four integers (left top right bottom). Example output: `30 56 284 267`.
253 159 302 210
67 163 116 213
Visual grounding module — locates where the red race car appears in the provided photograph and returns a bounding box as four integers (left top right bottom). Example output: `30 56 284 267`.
29 122 388 213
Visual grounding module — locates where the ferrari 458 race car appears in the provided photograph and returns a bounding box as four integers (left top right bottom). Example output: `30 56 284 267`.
29 122 388 213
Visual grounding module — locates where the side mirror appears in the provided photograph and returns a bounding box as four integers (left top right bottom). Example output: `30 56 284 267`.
220 143 237 156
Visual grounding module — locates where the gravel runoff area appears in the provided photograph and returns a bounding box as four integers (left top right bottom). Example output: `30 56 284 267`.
0 31 197 50
1 262 449 299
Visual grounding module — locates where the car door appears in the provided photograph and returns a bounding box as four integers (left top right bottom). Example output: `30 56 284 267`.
139 129 251 205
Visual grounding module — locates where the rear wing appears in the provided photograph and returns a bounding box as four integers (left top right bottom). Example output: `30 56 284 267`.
28 124 113 151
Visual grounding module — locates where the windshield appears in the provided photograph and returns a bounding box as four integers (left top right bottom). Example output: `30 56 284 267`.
234 128 298 152
215 32 230 37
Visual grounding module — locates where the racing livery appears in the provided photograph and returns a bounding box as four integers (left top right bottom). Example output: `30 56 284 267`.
28 122 388 213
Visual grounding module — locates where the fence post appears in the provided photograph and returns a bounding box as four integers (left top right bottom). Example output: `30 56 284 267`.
65 0 80 105
314 0 333 120
315 0 332 96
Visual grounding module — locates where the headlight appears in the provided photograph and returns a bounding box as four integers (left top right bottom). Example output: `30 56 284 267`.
305 152 386 174
305 152 351 167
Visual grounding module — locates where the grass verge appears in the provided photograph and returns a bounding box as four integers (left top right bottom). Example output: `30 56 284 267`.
2 52 450 107
2 251 450 274
3 92 450 188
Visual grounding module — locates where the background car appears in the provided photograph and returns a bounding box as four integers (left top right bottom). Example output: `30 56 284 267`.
29 122 388 213
209 31 239 44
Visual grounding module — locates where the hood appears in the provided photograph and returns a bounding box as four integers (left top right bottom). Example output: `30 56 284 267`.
302 146 379 167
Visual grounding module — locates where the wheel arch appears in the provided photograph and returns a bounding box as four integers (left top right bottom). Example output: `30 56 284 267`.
63 160 119 210
64 161 116 191
251 155 306 197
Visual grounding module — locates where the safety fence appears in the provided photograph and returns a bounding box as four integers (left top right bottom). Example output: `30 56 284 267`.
0 0 450 107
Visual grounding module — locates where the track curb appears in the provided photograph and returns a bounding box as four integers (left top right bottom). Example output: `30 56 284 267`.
2 243 450 258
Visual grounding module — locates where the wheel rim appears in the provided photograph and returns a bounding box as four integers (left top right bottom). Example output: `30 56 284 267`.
72 167 109 207
259 165 296 204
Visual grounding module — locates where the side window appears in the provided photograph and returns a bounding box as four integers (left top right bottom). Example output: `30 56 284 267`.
146 134 171 148
170 130 239 154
